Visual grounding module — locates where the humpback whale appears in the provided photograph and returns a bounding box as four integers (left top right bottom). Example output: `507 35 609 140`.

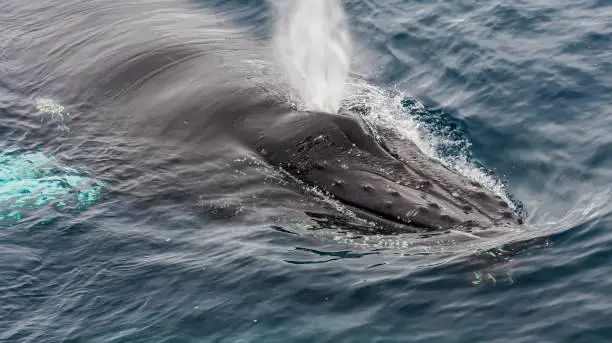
3 0 523 235
122 82 522 234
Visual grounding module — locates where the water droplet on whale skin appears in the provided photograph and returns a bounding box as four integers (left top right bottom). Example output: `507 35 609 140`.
360 183 374 192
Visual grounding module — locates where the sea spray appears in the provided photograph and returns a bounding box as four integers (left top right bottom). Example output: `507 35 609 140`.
274 0 352 113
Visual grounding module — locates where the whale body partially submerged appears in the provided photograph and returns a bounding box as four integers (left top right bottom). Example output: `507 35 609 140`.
4 0 523 236
246 110 523 234
148 91 522 234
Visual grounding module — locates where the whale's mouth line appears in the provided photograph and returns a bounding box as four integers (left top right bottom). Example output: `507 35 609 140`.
335 197 437 233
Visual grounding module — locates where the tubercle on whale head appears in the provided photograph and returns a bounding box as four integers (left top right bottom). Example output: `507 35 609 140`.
252 110 523 234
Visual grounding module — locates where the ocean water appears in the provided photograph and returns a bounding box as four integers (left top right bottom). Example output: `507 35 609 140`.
2 0 612 342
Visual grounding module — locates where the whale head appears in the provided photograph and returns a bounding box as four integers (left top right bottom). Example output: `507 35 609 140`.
252 110 522 234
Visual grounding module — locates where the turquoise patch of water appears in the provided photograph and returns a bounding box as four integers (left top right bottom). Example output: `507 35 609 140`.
0 151 106 226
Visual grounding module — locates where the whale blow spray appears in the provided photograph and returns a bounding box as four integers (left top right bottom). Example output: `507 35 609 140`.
274 0 352 114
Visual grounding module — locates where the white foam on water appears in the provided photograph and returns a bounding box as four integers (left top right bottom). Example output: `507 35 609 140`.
340 80 514 208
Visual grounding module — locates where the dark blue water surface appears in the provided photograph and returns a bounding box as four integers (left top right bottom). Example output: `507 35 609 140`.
2 0 612 342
